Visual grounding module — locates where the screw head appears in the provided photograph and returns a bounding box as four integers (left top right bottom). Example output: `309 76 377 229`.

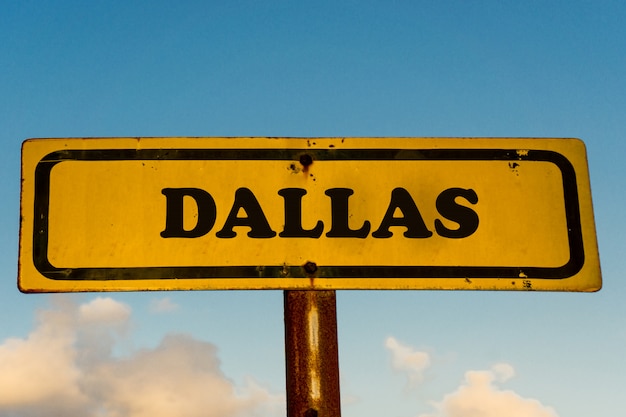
299 153 313 167
303 261 318 275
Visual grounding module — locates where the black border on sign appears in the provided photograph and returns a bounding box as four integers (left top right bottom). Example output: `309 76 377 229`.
33 148 584 281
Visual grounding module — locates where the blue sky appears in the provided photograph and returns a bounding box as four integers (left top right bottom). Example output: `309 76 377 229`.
1 1 625 416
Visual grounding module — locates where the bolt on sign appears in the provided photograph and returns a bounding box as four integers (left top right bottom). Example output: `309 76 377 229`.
19 137 601 292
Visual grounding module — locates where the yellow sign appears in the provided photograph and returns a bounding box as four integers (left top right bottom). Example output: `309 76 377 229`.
19 137 601 292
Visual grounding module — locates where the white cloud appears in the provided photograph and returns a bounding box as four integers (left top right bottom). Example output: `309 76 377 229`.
0 296 283 417
79 297 131 324
84 334 281 417
491 362 515 383
385 336 431 384
419 363 559 417
149 297 179 313
0 297 87 415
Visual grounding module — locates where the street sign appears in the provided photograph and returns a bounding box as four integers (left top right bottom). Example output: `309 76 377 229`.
19 137 601 292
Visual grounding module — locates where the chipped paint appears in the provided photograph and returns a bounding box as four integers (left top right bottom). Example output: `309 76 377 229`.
287 162 302 174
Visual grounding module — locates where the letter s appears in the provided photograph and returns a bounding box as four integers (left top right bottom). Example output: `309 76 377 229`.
435 188 479 238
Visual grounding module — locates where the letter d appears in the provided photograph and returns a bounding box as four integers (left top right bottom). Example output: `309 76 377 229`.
161 188 216 238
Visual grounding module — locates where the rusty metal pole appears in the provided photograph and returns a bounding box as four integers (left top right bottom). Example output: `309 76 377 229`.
284 290 341 417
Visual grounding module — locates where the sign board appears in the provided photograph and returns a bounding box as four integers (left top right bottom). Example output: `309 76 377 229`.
19 137 601 292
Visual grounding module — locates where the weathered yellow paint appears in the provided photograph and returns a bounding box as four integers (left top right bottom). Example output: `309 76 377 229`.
19 137 601 292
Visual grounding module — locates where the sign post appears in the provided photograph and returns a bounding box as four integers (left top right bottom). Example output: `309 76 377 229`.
284 290 341 417
19 137 602 417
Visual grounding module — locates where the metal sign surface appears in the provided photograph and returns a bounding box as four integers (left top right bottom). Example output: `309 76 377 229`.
19 137 601 292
